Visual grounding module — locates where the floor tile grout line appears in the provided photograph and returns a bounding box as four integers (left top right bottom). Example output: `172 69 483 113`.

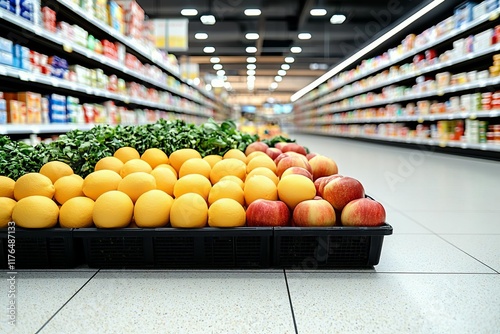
283 269 299 334
285 271 499 275
35 269 101 334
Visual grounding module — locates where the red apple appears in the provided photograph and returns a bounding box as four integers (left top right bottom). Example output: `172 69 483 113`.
341 198 386 227
246 199 290 227
274 142 288 150
315 174 343 197
293 199 336 227
281 167 313 181
276 155 313 178
314 196 323 200
306 152 318 160
323 176 365 211
266 147 282 160
309 155 339 180
281 143 307 156
245 142 269 156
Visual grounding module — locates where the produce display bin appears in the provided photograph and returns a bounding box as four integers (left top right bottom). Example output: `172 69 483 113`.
74 227 273 269
0 228 78 269
272 224 393 268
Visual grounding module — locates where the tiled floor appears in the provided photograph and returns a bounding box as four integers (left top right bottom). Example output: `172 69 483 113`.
1 135 499 333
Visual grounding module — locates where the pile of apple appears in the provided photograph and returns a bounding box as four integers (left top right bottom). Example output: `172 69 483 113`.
244 141 386 228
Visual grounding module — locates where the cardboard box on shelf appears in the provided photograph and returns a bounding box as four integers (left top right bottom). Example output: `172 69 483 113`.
17 92 42 124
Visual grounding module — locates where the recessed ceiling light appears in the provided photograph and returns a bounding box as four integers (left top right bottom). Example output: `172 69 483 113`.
284 57 295 63
278 70 286 76
193 78 200 85
205 84 212 91
210 57 220 63
216 70 225 76
244 9 261 16
246 46 257 53
200 15 216 25
281 64 290 70
194 32 208 40
203 46 215 53
330 14 346 24
247 64 256 70
247 69 256 76
213 64 223 70
211 78 224 87
181 8 198 16
310 8 327 16
270 82 278 90
274 76 282 82
291 47 302 53
247 57 257 63
298 33 311 40
247 75 256 81
245 33 260 40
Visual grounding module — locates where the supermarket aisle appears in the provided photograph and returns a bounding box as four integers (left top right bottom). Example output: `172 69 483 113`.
1 135 499 334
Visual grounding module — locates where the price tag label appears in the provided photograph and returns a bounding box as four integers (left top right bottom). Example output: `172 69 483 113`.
50 78 59 87
124 97 130 104
429 115 435 121
70 82 77 90
461 142 468 149
437 90 444 96
33 26 42 35
480 143 488 150
469 113 477 120
63 43 73 53
86 50 93 58
448 114 454 119
0 126 6 135
489 11 499 21
18 72 30 81
439 141 447 148
491 110 499 117
86 87 93 94
31 126 40 134
0 66 7 76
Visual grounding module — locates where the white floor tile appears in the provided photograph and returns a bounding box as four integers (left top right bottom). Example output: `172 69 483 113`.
0 271 97 334
382 209 432 234
440 234 500 273
374 234 495 273
40 271 295 334
286 272 500 334
405 211 500 234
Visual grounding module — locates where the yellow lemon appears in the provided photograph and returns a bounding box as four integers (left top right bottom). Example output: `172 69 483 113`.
244 175 278 205
173 174 211 200
203 155 223 168
170 193 208 228
169 149 202 173
246 155 277 174
54 174 84 205
245 151 268 164
208 198 246 227
141 148 169 169
39 161 74 184
12 196 59 228
113 147 140 163
219 175 245 189
246 167 279 185
14 173 55 201
134 190 174 228
59 197 95 228
208 180 245 206
94 156 124 174
0 197 16 228
223 149 247 163
277 174 316 209
0 176 15 199
210 158 246 184
155 164 178 178
150 168 177 196
179 158 211 179
117 172 157 203
120 159 152 177
93 190 134 228
82 170 122 200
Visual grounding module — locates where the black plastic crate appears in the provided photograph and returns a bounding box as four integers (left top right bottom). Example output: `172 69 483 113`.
0 228 77 269
273 224 393 268
153 227 273 269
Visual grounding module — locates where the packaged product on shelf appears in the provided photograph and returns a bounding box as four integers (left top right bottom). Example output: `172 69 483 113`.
492 91 500 109
70 65 91 85
102 40 118 60
116 43 126 63
479 121 488 143
466 119 479 143
57 21 74 41
474 29 494 52
0 0 12 12
83 103 95 123
17 0 41 24
0 37 13 53
436 72 451 89
473 1 488 19
108 74 118 91
104 101 117 124
18 91 42 123
6 100 27 123
41 97 49 123
80 0 95 18
0 50 13 66
116 0 145 39
13 44 31 71
94 104 106 123
47 94 66 123
94 0 108 24
94 39 103 54
108 1 125 34
42 6 57 32
66 96 83 123
455 2 476 29
0 93 6 124
117 78 126 94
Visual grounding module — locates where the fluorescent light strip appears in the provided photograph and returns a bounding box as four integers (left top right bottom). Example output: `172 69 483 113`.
291 0 445 102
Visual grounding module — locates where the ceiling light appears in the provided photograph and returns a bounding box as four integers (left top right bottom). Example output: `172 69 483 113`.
246 46 257 53
291 0 446 102
274 76 282 82
193 78 200 85
194 32 208 40
203 46 215 53
205 84 212 91
210 57 220 63
181 8 198 16
298 33 311 40
216 70 225 76
247 75 256 81
247 57 257 63
270 82 278 90
278 70 286 76
245 33 260 40
213 64 223 70
281 64 290 70
330 14 346 24
247 69 256 76
211 78 224 87
224 82 232 90
310 8 327 16
290 47 302 53
284 57 295 63
244 9 261 16
247 64 256 70
200 15 216 25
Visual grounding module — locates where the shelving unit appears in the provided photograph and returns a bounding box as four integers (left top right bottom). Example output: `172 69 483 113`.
293 1 500 160
0 1 230 136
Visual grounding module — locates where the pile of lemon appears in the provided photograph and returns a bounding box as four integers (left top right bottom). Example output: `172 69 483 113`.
0 146 318 229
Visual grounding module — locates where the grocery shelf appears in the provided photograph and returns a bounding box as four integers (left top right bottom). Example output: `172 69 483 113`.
0 64 213 118
297 7 500 105
0 123 95 135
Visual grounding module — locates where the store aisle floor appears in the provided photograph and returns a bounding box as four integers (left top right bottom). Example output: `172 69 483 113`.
1 134 499 334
